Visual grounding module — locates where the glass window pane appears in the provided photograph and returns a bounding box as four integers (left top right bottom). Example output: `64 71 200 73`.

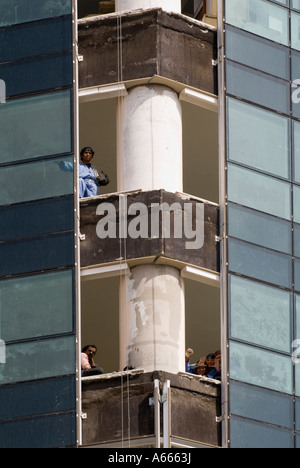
0 156 74 206
0 90 73 165
226 61 290 115
0 336 76 385
230 341 293 394
294 224 300 258
296 364 300 397
293 0 300 12
0 412 76 449
230 416 294 448
293 121 300 184
294 185 300 223
0 1 72 27
229 275 292 353
228 238 292 289
0 197 74 242
0 232 75 278
292 11 300 51
226 25 290 80
230 381 294 429
227 98 290 179
225 0 289 46
2 53 73 98
295 295 300 351
0 17 72 63
228 204 292 254
0 270 74 343
294 258 300 292
228 164 291 220
0 376 76 421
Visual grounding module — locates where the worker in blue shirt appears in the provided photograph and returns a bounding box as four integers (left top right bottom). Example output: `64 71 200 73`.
60 147 109 198
79 147 109 198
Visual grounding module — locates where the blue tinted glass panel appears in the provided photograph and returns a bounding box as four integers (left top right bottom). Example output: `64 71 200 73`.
0 156 74 206
294 224 300 258
226 26 290 80
0 90 73 164
0 336 76 385
0 412 76 448
294 186 300 223
0 232 75 278
226 61 290 115
229 275 292 353
297 399 300 429
230 416 294 449
228 203 292 254
0 1 72 27
1 53 73 98
228 164 291 220
296 364 300 397
295 296 300 354
0 196 74 242
0 376 76 421
228 238 292 289
293 121 300 184
0 17 72 63
227 98 290 179
225 0 289 46
0 270 74 343
230 341 293 394
230 381 293 429
292 11 300 51
293 0 300 12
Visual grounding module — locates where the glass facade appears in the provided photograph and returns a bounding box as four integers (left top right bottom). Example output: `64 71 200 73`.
223 0 300 448
0 0 77 448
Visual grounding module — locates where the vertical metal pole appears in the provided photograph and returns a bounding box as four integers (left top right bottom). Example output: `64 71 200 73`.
163 380 171 448
154 379 161 448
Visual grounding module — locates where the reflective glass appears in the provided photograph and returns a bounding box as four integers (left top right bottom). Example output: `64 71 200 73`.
293 121 300 184
225 0 289 46
0 335 76 385
230 341 293 394
296 295 300 351
226 61 290 115
0 376 76 421
230 381 294 429
0 90 73 165
229 275 292 353
0 232 75 278
226 26 290 80
1 53 73 98
228 204 292 254
230 416 294 449
0 234 74 279
294 224 300 257
227 98 290 179
0 270 74 343
0 0 72 27
293 0 300 12
0 412 76 449
296 399 300 430
294 259 300 292
0 156 74 206
0 196 74 242
228 238 292 289
292 11 300 51
228 164 291 220
296 364 300 397
0 17 72 63
294 186 300 223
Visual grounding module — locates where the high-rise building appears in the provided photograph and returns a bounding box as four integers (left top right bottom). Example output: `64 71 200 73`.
0 0 299 449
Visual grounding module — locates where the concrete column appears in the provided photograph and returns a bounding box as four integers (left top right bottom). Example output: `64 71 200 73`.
120 265 185 373
118 85 183 193
115 0 181 14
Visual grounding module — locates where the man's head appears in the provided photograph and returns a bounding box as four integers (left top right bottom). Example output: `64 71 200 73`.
82 345 97 358
80 147 95 165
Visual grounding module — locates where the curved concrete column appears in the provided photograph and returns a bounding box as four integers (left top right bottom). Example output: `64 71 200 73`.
120 265 185 373
115 0 181 14
118 85 183 193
